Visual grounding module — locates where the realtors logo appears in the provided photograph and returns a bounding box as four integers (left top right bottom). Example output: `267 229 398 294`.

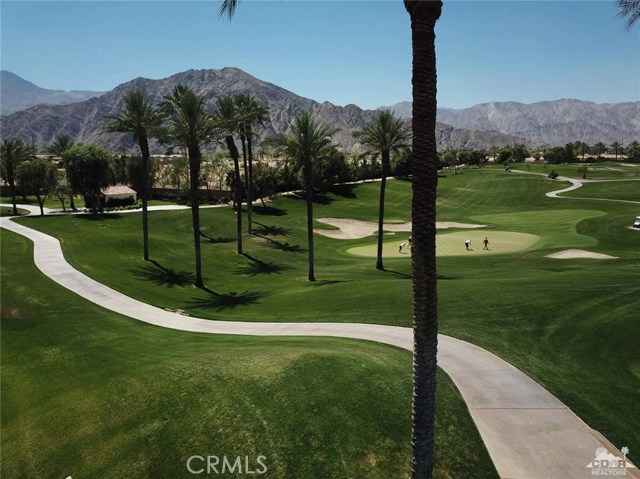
586 447 637 476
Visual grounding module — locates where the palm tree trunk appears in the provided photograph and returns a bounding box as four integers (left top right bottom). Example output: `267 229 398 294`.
69 195 76 211
37 195 44 216
376 152 390 270
9 172 18 216
240 133 249 195
246 132 255 234
305 160 315 282
405 1 442 478
140 137 151 261
226 136 243 254
188 145 204 288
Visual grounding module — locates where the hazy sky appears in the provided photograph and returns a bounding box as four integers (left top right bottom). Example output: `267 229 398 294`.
1 1 638 109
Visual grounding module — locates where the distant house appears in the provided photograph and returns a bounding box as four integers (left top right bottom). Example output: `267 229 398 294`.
101 185 137 207
84 185 137 209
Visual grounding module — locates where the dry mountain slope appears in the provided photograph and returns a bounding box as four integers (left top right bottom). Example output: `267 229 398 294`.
423 98 636 147
1 67 526 152
436 99 640 146
385 99 640 146
0 71 106 116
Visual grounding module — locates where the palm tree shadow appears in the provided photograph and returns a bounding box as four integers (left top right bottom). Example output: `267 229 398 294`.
199 231 234 244
252 222 291 237
264 239 307 253
328 184 357 199
188 288 268 312
254 234 306 253
75 213 123 221
288 192 333 205
307 279 349 287
384 269 412 280
129 260 196 288
253 205 287 217
235 256 291 276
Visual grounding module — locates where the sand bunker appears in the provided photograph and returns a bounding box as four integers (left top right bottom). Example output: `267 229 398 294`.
315 218 487 240
546 249 618 260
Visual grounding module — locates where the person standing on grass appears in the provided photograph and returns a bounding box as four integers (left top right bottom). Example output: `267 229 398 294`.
465 239 471 251
483 236 489 250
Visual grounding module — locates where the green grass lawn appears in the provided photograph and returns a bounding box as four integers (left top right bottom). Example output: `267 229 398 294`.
6 167 640 465
519 161 640 180
0 206 29 217
0 230 497 479
1 194 76 210
560 179 640 202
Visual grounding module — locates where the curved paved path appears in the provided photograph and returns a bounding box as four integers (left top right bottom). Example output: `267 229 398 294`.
1 204 637 479
514 169 640 204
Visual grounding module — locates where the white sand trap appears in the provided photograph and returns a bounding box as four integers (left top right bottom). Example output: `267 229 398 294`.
546 249 618 260
316 217 487 240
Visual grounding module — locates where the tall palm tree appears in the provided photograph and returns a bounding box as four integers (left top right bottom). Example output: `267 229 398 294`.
45 135 76 210
404 2 443 477
161 85 217 288
45 135 74 157
355 109 411 270
1 138 32 215
220 0 443 476
234 93 270 234
626 140 640 162
270 111 336 282
213 96 244 254
104 90 165 261
610 141 622 161
617 0 640 30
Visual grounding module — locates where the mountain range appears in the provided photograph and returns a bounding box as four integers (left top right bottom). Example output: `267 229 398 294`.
1 68 636 153
0 71 106 116
434 99 639 146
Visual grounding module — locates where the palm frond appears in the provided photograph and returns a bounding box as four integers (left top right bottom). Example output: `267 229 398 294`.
617 0 640 30
218 0 239 20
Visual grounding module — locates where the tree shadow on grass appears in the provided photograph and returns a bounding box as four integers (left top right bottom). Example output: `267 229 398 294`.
252 222 291 237
74 213 123 221
264 238 307 254
437 274 460 280
327 184 357 199
288 192 333 205
253 205 287 217
235 255 291 276
129 260 196 288
188 288 268 312
199 231 234 244
307 279 349 288
385 269 412 280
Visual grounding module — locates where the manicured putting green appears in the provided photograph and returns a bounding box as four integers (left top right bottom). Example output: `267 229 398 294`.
346 230 540 257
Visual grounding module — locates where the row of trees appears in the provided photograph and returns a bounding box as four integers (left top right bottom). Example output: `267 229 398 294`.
1 95 411 287
438 140 640 169
101 85 414 285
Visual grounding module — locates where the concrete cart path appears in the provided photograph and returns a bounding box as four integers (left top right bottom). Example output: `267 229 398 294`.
1 212 637 479
513 170 640 204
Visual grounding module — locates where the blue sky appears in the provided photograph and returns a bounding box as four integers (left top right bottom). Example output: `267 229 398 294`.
1 1 638 109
